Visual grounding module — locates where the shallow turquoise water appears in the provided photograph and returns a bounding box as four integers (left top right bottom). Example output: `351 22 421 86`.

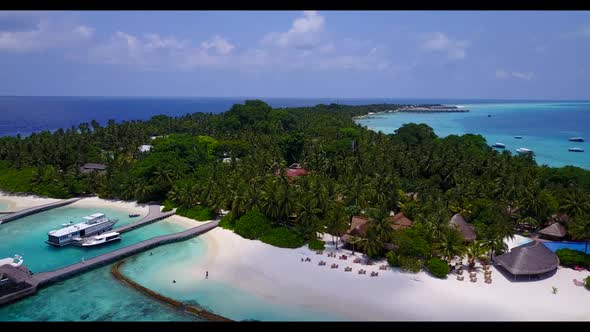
356 102 590 169
121 239 345 321
0 205 184 272
0 265 198 321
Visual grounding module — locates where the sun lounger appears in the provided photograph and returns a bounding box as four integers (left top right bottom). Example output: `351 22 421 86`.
345 267 352 272
457 275 464 281
485 279 491 284
470 277 477 282
353 258 362 263
573 279 586 286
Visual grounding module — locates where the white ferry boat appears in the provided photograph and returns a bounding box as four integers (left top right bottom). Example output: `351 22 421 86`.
492 143 506 149
569 137 584 142
78 232 121 247
516 148 534 155
46 213 118 247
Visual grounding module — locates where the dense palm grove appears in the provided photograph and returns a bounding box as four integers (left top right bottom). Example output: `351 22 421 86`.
1 100 590 274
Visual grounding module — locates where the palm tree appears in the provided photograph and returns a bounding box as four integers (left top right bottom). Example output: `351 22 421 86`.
465 241 487 270
568 214 590 254
359 228 383 259
347 235 364 255
560 190 590 220
325 204 349 249
436 227 466 261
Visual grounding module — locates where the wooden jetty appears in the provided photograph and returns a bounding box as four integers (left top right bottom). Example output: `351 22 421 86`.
0 198 81 224
0 220 219 306
111 205 176 234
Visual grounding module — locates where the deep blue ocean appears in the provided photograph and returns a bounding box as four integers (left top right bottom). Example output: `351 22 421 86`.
1 96 589 169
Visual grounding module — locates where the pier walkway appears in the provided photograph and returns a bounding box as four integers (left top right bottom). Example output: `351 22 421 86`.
0 220 219 306
0 198 81 224
112 205 176 234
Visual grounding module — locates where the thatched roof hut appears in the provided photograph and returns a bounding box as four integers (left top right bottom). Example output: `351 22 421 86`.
494 241 559 277
0 265 31 284
539 222 567 240
389 212 413 231
449 213 476 242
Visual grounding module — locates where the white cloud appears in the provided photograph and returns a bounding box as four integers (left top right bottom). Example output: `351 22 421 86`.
83 11 390 73
262 11 325 50
495 69 535 80
420 32 469 60
0 18 93 53
201 35 235 55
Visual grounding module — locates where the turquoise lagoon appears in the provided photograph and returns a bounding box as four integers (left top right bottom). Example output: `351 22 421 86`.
120 239 346 321
0 205 186 272
356 102 590 169
0 205 342 321
0 265 197 321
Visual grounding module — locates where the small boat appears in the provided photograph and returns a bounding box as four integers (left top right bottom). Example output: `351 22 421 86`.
487 114 492 117
514 136 523 139
569 147 584 152
79 232 121 247
492 143 506 149
129 213 140 218
516 148 534 155
0 254 23 267
569 137 585 142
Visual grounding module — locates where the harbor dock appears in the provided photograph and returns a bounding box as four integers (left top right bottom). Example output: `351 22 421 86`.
0 198 82 224
111 205 176 234
0 220 219 306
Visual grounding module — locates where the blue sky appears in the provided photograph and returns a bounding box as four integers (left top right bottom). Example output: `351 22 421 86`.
0 11 589 99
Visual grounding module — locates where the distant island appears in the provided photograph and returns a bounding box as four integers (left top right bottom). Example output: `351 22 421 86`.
396 104 470 113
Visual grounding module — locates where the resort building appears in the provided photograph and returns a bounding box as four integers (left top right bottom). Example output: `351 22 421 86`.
494 241 559 280
79 163 107 174
539 222 567 241
340 213 414 244
449 213 476 242
275 163 310 178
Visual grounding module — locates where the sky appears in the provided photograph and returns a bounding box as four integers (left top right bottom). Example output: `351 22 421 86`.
0 10 589 99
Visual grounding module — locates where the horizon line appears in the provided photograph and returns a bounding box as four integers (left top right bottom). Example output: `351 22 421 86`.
1 95 589 102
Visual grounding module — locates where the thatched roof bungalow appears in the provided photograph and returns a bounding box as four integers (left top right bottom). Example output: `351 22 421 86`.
494 241 559 280
341 213 414 243
539 222 567 240
389 212 413 231
79 163 107 174
449 213 476 242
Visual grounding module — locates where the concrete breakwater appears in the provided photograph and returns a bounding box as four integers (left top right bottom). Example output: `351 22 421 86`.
111 260 232 322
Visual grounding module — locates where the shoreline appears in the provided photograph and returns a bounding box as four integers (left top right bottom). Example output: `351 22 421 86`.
139 229 590 321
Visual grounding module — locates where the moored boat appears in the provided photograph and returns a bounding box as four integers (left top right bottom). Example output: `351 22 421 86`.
129 213 140 218
569 137 585 142
492 143 506 149
514 136 523 139
516 147 534 155
0 254 23 267
47 213 119 247
78 232 121 247
568 147 584 152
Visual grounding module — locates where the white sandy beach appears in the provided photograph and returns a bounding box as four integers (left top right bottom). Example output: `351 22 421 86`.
0 192 61 211
2 193 588 320
165 229 590 321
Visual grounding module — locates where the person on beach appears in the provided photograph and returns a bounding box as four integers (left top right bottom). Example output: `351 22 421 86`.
206 271 209 279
